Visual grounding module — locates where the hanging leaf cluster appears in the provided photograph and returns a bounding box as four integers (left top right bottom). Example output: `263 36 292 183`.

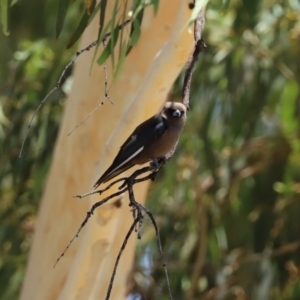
56 0 160 76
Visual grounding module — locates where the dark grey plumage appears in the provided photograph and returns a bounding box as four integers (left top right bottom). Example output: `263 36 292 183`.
93 102 186 189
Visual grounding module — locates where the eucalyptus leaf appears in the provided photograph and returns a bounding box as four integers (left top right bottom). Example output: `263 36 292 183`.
56 0 70 38
99 0 108 37
87 1 101 26
110 0 119 68
114 41 127 80
152 0 159 14
0 0 9 35
130 18 141 47
127 8 143 55
97 23 119 65
66 0 96 49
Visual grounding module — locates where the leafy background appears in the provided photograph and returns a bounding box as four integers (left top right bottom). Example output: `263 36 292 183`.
1 0 300 299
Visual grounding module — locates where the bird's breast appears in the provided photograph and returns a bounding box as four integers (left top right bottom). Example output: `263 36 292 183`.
137 124 183 163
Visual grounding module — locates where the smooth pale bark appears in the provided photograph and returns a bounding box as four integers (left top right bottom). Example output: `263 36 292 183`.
21 1 196 299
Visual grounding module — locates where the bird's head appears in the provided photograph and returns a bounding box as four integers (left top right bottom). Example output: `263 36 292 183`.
162 102 187 122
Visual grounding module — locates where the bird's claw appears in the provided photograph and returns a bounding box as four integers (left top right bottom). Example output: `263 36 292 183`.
150 158 160 171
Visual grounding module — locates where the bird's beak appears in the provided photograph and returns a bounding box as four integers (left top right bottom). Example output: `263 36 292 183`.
173 109 181 117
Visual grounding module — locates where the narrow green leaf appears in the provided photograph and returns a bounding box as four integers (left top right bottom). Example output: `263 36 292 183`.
97 24 119 65
89 20 112 74
99 0 107 38
97 44 111 66
87 1 101 26
130 18 141 46
126 9 143 55
117 0 129 74
151 0 159 14
66 0 96 49
110 0 120 68
98 19 112 42
56 0 70 38
114 41 127 80
0 0 9 35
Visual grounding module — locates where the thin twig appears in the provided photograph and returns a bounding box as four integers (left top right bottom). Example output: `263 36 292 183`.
54 188 126 268
19 20 131 157
103 35 113 104
55 158 172 300
105 217 140 300
141 205 173 300
74 165 157 199
67 102 105 136
68 37 115 136
56 160 164 268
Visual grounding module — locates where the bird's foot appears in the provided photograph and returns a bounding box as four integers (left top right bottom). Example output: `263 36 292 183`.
149 157 167 181
150 158 162 171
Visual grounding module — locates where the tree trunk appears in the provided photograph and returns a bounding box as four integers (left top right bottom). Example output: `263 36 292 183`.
20 1 196 299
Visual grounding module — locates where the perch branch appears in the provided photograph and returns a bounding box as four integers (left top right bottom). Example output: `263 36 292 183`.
182 8 206 110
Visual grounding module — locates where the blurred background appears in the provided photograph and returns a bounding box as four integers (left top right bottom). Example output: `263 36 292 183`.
1 0 300 299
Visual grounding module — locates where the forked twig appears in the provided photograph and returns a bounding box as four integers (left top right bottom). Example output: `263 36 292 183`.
19 20 131 157
67 35 115 137
105 170 173 299
54 160 164 267
74 176 128 199
54 159 172 299
105 205 173 300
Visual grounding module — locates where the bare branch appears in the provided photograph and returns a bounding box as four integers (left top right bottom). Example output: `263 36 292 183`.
53 188 126 268
182 8 206 110
19 20 131 157
105 218 139 300
67 101 105 136
67 36 116 137
55 158 172 299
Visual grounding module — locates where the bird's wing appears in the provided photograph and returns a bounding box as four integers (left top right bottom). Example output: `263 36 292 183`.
94 116 168 188
109 117 168 173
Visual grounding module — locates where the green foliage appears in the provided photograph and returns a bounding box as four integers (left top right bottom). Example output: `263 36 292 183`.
66 0 97 49
56 0 70 38
61 0 159 75
0 2 75 297
1 0 300 299
0 0 8 35
0 1 160 298
130 0 300 299
2 0 159 75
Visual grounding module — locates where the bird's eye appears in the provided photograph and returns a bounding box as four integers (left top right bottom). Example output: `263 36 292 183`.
172 109 182 117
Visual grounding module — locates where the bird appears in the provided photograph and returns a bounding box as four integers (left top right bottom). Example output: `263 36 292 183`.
93 101 187 189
